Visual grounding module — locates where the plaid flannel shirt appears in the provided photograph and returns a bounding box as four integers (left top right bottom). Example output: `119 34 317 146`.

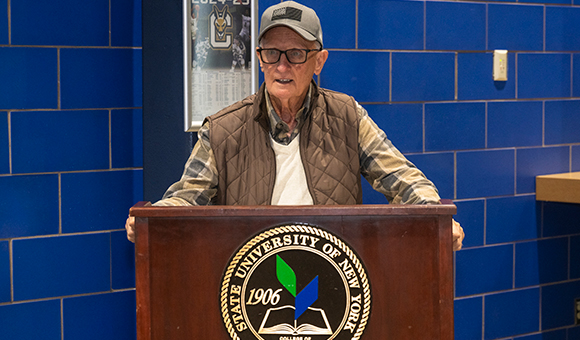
154 86 440 206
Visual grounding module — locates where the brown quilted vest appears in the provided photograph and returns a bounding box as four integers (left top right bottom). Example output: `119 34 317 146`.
205 82 362 205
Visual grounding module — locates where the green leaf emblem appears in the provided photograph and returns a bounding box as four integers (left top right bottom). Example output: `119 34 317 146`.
276 255 296 297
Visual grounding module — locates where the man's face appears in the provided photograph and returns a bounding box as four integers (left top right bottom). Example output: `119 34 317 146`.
257 27 328 105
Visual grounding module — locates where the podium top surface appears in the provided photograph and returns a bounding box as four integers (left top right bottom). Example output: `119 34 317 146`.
130 200 456 218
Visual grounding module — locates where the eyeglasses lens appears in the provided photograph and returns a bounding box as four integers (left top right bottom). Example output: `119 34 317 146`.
260 49 308 64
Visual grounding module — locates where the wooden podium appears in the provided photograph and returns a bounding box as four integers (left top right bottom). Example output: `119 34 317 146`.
131 201 456 340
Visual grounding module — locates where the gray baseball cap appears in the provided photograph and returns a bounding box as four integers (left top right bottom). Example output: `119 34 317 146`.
258 1 323 47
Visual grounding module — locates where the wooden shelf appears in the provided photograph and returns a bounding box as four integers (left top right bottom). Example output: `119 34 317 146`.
536 172 580 204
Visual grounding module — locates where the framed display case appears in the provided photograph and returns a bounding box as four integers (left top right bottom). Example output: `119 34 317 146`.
183 0 260 131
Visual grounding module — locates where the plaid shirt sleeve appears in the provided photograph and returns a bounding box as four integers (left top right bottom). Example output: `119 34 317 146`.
152 122 218 206
358 103 441 204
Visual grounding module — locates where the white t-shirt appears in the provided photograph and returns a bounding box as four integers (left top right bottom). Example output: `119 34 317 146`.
270 135 314 205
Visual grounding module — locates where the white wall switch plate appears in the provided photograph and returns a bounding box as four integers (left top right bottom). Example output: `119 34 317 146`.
493 50 508 81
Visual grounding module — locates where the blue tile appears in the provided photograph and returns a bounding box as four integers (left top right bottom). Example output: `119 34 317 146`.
574 54 580 97
542 281 580 329
319 51 390 103
488 4 544 51
545 100 580 145
0 241 9 302
11 0 108 46
112 0 142 47
359 0 423 50
0 175 59 238
543 202 580 237
484 288 540 339
573 236 580 279
546 6 580 51
13 233 111 300
426 2 486 51
457 149 515 199
392 52 455 102
488 101 543 148
454 297 482 340
455 244 513 297
574 145 580 171
0 47 58 110
112 231 135 289
11 110 109 173
299 0 355 49
515 329 568 340
0 0 7 44
365 103 423 154
515 238 568 288
553 329 571 340
425 102 485 152
406 152 454 200
362 175 389 204
527 0 572 3
62 170 143 233
454 200 485 248
457 53 516 100
0 111 7 174
112 109 143 168
134 170 143 202
569 326 580 339
487 195 540 244
518 53 571 99
0 300 61 340
61 48 143 109
64 291 136 340
516 146 570 194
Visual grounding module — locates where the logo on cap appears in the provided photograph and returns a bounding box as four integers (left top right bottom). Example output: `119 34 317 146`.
272 7 303 22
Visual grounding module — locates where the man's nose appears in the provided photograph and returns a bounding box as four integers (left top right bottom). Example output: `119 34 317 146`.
276 53 292 70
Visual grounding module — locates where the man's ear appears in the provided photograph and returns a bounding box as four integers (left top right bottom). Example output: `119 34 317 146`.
256 48 264 71
314 49 329 76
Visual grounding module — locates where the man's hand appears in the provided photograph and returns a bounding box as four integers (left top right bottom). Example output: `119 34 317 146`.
125 216 136 243
452 219 465 251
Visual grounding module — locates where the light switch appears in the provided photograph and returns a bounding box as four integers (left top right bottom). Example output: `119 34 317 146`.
493 50 508 81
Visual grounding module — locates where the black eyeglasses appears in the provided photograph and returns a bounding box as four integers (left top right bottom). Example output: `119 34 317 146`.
257 48 322 64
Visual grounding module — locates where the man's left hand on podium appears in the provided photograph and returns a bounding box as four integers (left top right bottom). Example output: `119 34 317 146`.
452 219 464 251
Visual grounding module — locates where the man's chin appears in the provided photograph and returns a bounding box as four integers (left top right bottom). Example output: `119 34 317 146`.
268 87 296 101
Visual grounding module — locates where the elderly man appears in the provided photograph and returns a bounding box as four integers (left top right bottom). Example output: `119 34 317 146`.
126 1 465 249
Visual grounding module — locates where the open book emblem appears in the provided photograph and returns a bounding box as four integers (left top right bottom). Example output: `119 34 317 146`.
259 306 332 335
257 256 331 335
220 224 372 340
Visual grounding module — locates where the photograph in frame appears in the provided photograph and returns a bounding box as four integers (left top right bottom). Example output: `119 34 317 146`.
184 0 259 132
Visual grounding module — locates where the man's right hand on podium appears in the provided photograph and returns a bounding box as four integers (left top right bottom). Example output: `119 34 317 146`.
126 216 136 243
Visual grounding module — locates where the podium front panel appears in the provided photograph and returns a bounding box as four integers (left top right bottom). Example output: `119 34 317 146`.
132 204 455 340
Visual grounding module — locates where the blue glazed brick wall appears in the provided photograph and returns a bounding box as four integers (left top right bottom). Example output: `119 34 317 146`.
0 0 142 339
312 0 580 338
2 0 579 339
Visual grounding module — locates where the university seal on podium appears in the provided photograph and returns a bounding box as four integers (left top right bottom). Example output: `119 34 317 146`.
220 224 371 340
